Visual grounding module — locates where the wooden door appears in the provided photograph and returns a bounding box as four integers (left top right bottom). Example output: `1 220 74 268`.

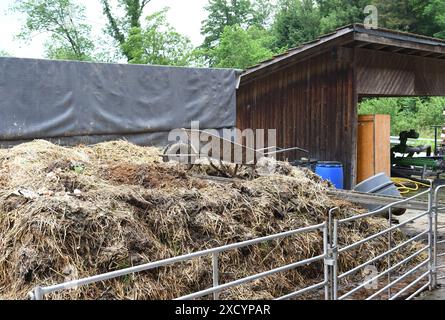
357 115 391 183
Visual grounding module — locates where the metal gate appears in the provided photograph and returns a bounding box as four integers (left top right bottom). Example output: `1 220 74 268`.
327 189 433 300
28 186 445 300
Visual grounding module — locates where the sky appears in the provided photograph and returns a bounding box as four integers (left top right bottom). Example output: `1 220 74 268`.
0 0 208 58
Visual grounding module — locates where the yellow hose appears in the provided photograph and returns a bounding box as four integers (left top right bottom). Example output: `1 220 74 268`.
391 177 431 194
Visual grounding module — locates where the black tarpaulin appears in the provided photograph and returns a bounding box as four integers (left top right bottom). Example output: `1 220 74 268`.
0 57 238 147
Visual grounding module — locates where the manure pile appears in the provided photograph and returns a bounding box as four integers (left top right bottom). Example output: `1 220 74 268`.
0 140 424 300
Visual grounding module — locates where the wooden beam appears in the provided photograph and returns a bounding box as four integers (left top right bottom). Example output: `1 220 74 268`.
429 53 445 58
388 47 405 53
419 51 436 57
373 44 389 51
355 41 370 48
355 32 445 56
405 49 422 55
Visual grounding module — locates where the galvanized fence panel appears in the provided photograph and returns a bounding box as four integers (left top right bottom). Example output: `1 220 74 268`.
330 189 433 300
28 185 445 301
28 222 328 300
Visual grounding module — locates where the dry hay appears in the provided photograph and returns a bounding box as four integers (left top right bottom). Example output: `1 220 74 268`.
0 140 426 300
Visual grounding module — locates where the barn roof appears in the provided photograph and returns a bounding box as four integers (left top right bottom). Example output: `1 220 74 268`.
241 24 445 83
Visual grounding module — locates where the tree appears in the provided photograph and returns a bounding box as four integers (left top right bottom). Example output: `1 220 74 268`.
272 0 321 50
407 0 445 38
371 0 417 32
210 24 275 69
0 50 10 57
371 0 445 38
14 0 94 61
318 0 368 33
100 0 153 62
121 9 197 66
201 0 256 53
199 0 276 66
251 0 276 27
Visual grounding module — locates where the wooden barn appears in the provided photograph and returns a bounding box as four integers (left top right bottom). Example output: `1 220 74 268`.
236 24 445 189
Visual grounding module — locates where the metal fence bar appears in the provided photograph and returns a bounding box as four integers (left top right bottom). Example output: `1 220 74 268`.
323 223 330 300
327 207 337 300
406 282 430 300
275 281 327 301
212 253 219 300
433 195 439 290
333 219 339 300
388 207 393 299
427 190 434 290
433 185 445 288
389 271 429 300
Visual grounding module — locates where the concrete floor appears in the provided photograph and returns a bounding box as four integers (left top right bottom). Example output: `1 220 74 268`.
398 208 445 300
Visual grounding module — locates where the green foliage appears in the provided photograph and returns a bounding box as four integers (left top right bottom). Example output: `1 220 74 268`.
318 0 368 33
201 0 254 53
14 0 94 61
200 0 276 67
271 0 445 51
411 0 445 38
121 9 197 66
272 0 321 50
0 50 10 57
251 0 276 27
359 97 445 137
100 0 153 61
210 25 275 69
271 0 368 50
372 0 419 32
372 0 445 38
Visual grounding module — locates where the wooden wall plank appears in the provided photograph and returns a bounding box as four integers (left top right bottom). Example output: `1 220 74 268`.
237 51 357 189
356 48 445 96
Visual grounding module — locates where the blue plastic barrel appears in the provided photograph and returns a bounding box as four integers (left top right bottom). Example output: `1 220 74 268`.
315 162 344 189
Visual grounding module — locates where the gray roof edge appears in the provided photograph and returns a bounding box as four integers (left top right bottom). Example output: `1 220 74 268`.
240 24 445 82
353 24 445 47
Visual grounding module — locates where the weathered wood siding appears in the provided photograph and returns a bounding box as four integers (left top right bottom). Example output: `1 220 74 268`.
356 48 445 96
237 50 357 189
